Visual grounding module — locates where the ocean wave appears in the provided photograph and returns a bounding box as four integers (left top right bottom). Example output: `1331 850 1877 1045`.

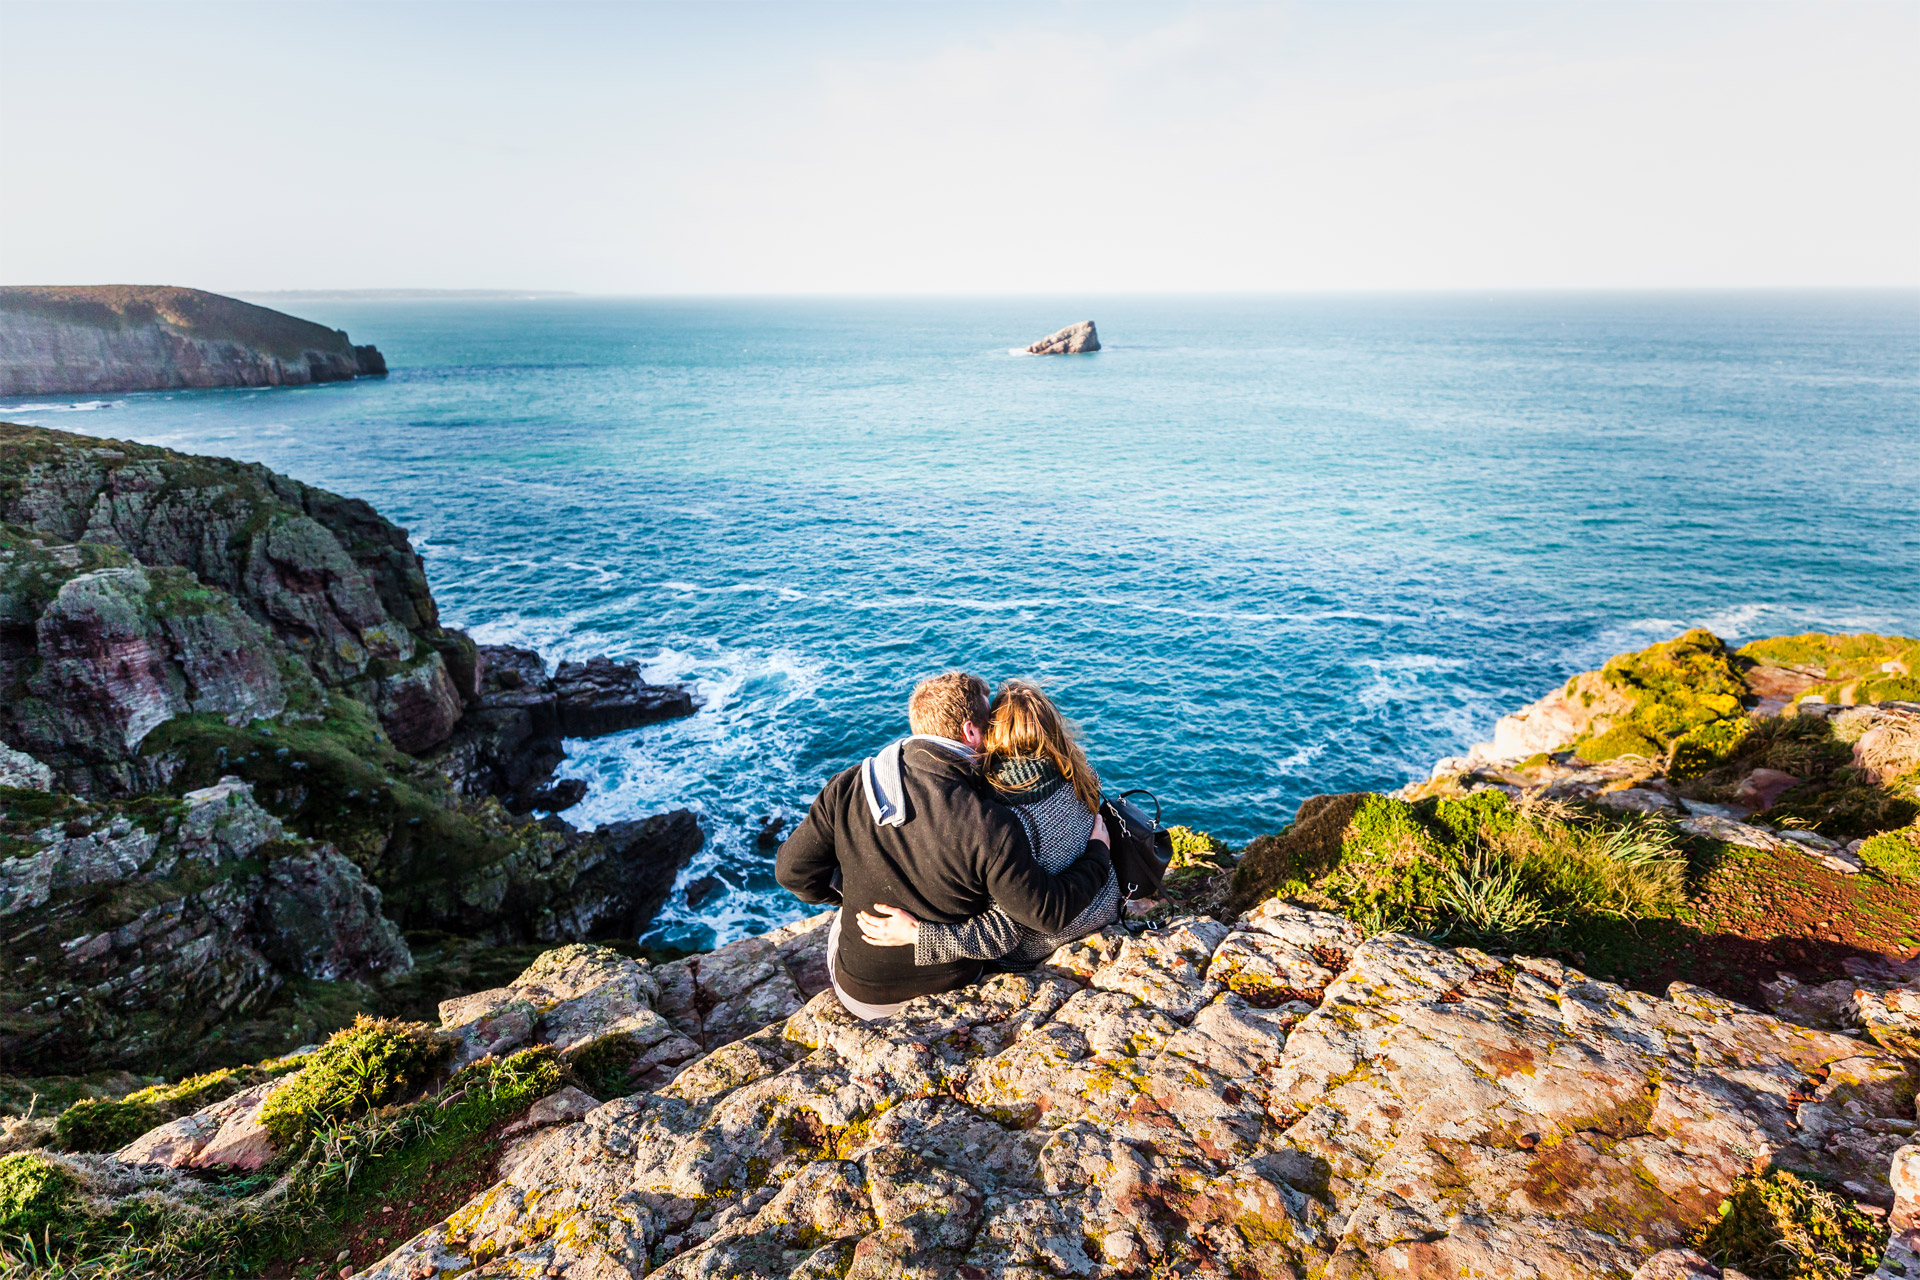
1 399 121 413
548 641 829 948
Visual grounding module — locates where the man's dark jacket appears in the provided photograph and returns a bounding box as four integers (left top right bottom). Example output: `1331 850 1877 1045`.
776 741 1112 1006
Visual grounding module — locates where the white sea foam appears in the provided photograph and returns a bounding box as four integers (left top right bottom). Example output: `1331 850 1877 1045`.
543 639 829 948
1 399 121 413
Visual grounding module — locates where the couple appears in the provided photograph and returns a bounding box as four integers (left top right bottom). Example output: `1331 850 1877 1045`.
775 672 1120 1019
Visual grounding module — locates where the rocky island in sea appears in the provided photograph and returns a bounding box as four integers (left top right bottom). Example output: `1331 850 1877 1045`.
1025 320 1100 354
2 426 1918 1279
0 286 388 396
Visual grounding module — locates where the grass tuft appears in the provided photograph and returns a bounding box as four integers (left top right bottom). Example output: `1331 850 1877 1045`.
1691 1169 1882 1279
1305 791 1687 952
255 1016 450 1149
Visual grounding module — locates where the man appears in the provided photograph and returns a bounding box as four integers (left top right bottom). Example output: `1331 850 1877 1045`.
776 671 1112 1019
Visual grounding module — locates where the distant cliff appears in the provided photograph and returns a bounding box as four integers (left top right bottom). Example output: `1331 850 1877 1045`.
0 285 387 396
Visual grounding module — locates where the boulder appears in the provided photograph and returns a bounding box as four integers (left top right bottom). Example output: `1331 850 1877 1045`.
1732 767 1803 810
185 1079 281 1172
1878 1144 1920 1280
9 556 293 792
651 910 834 1051
0 740 53 790
1025 320 1100 355
117 1079 279 1170
553 656 697 737
438 942 702 1091
532 811 705 942
254 846 413 982
353 906 1914 1280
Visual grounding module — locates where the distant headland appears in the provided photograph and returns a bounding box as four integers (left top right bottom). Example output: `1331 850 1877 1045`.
0 285 387 396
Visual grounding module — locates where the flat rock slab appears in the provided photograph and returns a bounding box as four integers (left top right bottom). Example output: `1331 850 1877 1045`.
352 905 1916 1280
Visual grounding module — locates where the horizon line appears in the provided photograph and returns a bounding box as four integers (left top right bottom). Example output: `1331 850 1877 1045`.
216 284 1920 301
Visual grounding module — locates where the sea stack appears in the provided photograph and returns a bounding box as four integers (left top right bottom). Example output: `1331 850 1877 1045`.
0 284 387 396
1025 319 1099 354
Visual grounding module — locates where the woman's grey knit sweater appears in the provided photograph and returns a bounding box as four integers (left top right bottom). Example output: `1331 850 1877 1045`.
914 756 1121 970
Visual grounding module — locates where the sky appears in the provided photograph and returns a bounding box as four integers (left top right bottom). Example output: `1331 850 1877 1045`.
2 0 1916 294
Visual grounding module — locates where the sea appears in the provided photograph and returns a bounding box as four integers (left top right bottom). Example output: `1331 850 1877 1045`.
5 293 1917 949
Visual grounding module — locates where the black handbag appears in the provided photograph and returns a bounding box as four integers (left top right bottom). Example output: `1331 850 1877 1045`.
1100 788 1173 900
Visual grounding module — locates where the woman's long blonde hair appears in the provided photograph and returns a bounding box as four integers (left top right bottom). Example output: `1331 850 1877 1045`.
985 679 1101 812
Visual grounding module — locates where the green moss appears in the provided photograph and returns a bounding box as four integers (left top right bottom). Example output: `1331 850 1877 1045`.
1568 629 1752 776
255 1016 450 1148
1739 632 1920 679
562 1033 643 1099
1576 723 1667 764
1859 822 1920 885
54 1053 310 1153
1691 1169 1882 1279
0 1151 75 1239
1166 825 1227 869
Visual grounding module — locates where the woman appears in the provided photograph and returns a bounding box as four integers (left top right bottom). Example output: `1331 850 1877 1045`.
857 678 1121 970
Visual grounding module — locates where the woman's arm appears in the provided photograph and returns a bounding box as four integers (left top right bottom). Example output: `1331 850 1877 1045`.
914 905 1035 966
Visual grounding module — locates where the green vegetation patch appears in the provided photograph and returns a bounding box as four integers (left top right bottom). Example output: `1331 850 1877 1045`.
0 1152 74 1240
1572 628 1752 777
1859 821 1920 886
1741 632 1920 708
54 1053 310 1153
1739 632 1920 677
0 1048 562 1279
255 1016 450 1149
1271 791 1687 955
1225 793 1368 916
1691 1169 1882 1280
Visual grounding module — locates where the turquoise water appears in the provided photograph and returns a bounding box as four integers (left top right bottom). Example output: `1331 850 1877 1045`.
7 293 1917 948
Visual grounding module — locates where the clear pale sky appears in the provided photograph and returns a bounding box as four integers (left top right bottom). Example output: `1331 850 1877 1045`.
3 1 1915 293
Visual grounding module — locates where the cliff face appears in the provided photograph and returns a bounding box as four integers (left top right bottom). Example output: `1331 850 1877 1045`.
0 285 386 396
0 422 466 786
0 423 701 1074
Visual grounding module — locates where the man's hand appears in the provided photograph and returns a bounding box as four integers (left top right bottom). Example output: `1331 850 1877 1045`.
1090 811 1109 847
857 903 920 947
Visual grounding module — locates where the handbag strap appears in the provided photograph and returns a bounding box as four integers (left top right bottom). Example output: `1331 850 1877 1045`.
1116 788 1162 829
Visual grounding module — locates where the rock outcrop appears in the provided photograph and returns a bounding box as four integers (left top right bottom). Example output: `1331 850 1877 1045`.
434 645 697 813
0 286 386 396
0 423 708 1072
0 777 411 1073
1026 320 1100 354
349 901 1914 1279
1 422 465 777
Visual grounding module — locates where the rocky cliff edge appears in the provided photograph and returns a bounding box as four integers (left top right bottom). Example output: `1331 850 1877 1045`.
0 285 387 397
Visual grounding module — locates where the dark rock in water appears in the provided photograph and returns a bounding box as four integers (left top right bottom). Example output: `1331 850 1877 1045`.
532 810 704 942
435 646 696 813
528 778 588 812
0 285 389 395
1025 319 1100 355
553 656 697 737
755 814 784 849
684 873 724 909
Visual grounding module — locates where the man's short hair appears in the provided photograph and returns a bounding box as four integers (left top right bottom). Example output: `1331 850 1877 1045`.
908 671 989 740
